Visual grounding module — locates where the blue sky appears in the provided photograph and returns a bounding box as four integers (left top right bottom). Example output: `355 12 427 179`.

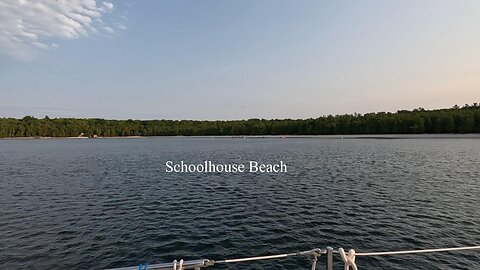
1 0 479 120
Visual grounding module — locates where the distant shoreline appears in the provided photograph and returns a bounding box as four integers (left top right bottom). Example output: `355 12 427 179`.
2 104 480 137
2 134 480 140
0 136 145 140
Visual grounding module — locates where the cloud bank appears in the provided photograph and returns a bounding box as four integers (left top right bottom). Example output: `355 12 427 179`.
0 0 120 60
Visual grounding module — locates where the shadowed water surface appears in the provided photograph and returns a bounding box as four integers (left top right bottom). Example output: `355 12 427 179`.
1 137 479 269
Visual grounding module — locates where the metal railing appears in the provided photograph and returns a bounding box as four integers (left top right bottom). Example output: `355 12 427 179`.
106 245 480 270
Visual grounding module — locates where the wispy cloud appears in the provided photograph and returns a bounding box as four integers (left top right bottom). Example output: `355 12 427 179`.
0 0 120 60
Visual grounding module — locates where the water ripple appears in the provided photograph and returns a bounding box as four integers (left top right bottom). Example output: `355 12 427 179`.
0 137 479 270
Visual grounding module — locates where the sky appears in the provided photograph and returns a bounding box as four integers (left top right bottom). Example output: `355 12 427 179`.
1 0 480 120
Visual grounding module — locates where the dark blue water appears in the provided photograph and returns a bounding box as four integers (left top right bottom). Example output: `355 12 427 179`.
1 137 479 270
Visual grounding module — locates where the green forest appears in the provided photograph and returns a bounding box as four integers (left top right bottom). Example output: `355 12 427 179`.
1 104 480 138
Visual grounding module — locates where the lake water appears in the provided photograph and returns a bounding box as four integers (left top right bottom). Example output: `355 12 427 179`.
1 137 479 270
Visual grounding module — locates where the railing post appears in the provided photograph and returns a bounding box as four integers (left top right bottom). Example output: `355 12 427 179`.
326 247 333 270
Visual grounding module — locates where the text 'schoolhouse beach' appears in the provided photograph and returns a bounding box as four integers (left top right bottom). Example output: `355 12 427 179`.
1 1 480 270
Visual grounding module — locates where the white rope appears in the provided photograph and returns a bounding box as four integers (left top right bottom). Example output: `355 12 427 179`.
172 259 184 270
339 248 358 270
339 245 480 270
356 245 480 256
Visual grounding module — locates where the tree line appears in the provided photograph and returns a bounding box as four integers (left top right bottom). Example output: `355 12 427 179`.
1 104 480 138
